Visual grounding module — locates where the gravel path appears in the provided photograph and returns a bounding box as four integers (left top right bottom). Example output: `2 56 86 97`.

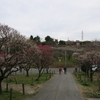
26 71 84 100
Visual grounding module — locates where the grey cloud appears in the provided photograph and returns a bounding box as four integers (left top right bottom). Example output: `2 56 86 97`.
0 0 100 41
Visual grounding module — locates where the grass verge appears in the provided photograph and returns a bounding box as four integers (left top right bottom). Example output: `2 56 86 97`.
4 73 52 85
73 72 100 98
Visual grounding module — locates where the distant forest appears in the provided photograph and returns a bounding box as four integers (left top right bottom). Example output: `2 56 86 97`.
29 35 99 46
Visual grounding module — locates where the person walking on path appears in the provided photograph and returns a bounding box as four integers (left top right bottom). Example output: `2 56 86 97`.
59 67 62 75
63 67 67 74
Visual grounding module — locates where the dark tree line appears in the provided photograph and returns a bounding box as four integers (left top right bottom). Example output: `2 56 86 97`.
29 35 67 46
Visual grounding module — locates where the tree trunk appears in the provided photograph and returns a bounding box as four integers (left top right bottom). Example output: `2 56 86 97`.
0 81 2 95
98 77 100 91
26 70 29 77
86 71 89 78
36 70 42 81
84 73 87 84
46 68 49 73
90 67 93 82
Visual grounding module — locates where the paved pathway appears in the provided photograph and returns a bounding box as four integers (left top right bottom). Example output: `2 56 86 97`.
26 69 84 100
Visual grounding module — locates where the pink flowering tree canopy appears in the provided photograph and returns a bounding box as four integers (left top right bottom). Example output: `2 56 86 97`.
33 44 54 81
22 40 40 77
77 50 100 82
0 24 30 94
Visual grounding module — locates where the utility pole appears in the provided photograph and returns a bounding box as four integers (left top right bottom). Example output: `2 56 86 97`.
65 50 66 67
65 50 67 71
82 31 83 41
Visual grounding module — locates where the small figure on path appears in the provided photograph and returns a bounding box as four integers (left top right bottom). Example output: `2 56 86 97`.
59 67 62 75
63 67 67 74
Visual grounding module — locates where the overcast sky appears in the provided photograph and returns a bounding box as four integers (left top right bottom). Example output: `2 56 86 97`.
0 0 100 41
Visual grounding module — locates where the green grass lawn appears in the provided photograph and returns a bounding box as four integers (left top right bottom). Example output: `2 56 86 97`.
4 73 52 85
0 90 26 100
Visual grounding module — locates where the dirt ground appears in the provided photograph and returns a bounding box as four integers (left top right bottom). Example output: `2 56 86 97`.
2 82 41 94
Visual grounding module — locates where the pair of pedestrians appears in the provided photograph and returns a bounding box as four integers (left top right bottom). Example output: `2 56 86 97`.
59 67 67 74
